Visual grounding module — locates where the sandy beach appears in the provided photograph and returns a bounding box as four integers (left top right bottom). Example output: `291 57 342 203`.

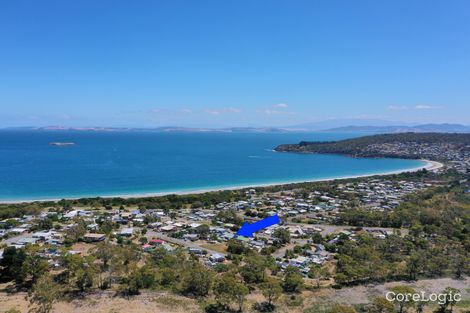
0 159 444 204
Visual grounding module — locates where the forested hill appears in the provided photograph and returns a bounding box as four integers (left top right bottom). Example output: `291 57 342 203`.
274 132 470 161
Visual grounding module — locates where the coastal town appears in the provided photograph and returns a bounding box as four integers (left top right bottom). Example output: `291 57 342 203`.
0 167 442 275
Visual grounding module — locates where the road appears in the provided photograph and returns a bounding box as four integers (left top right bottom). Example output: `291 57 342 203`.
271 239 310 258
244 216 400 236
286 221 405 236
2 223 404 260
146 231 227 256
2 230 227 257
1 232 32 246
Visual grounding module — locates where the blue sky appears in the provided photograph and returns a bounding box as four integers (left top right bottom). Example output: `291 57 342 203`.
1 0 470 127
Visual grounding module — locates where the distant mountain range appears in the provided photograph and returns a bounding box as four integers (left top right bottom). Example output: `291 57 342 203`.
3 126 298 133
3 122 470 134
322 123 470 133
287 118 412 131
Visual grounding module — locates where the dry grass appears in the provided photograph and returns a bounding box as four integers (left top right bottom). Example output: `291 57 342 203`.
0 291 201 313
71 242 96 256
199 243 227 254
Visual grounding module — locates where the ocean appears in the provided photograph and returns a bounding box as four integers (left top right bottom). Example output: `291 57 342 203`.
0 130 425 201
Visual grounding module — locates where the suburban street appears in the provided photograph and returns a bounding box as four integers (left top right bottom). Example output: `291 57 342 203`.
146 230 227 256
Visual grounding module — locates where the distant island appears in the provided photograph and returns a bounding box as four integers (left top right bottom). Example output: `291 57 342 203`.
3 122 470 134
49 142 75 146
6 126 302 133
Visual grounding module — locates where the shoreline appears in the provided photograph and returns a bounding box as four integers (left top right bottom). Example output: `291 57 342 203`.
0 159 443 204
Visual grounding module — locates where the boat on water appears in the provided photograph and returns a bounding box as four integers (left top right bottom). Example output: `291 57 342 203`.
49 142 75 146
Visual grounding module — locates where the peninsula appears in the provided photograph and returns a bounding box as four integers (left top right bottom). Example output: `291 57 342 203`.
275 132 470 166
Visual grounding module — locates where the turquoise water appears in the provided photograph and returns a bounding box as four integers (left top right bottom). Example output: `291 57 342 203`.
0 130 425 201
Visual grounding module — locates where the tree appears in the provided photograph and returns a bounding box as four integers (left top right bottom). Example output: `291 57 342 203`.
273 228 290 245
0 246 26 283
415 300 427 313
327 304 357 313
178 261 214 297
213 273 249 312
260 277 282 306
92 240 116 289
454 253 470 279
282 266 304 293
75 262 96 292
118 264 143 296
240 254 267 283
27 273 61 313
22 246 49 284
426 253 449 277
437 287 460 313
37 218 53 231
389 285 415 313
158 267 177 287
311 232 323 244
369 297 394 313
196 224 210 239
308 265 327 288
406 252 423 280
97 218 114 235
60 252 95 290
227 240 247 255
62 253 97 292
112 244 141 277
93 240 114 270
64 222 87 243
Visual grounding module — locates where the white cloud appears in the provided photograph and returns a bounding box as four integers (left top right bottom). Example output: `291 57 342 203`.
259 103 294 115
415 105 432 110
387 105 408 110
150 108 161 113
263 109 279 115
58 114 72 120
414 104 443 110
181 108 192 114
205 109 220 115
205 107 241 115
226 107 241 113
387 104 444 111
262 109 295 115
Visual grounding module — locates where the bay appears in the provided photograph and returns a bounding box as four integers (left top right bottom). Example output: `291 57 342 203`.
0 130 425 201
